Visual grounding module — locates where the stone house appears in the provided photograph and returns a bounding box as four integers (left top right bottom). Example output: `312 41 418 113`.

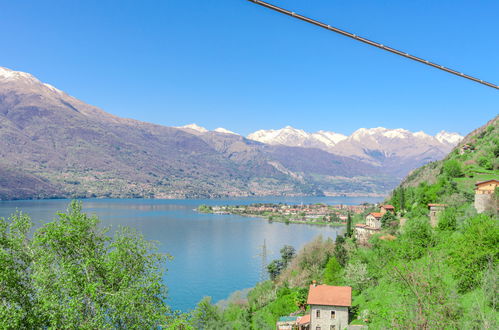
474 179 499 213
428 204 447 227
379 205 395 215
354 212 383 244
307 283 352 330
365 212 383 229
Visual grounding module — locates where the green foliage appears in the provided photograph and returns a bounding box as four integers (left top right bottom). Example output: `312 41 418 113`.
442 159 464 178
191 297 223 329
280 245 296 268
437 207 457 231
322 257 342 285
0 201 171 329
334 235 348 267
267 260 283 281
380 211 396 228
398 217 435 260
346 212 353 237
198 205 213 213
447 213 498 292
267 245 296 280
0 211 38 328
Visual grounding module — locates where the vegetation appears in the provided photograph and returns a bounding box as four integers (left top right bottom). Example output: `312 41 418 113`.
177 117 498 329
0 201 173 329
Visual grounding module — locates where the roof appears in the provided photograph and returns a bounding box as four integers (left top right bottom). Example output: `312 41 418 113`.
368 212 383 219
475 179 499 186
278 316 298 322
298 314 310 325
381 204 395 210
307 284 352 307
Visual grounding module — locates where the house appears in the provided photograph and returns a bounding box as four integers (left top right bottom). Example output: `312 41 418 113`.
365 212 383 229
354 212 383 244
474 179 499 213
428 204 447 227
379 205 395 215
459 144 474 155
308 283 352 330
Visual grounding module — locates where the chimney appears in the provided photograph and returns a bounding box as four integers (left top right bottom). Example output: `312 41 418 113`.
312 280 317 287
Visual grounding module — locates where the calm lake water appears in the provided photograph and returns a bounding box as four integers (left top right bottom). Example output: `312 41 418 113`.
0 196 382 311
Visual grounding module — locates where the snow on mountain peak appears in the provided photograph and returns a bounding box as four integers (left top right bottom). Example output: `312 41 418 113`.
0 66 38 82
0 67 64 95
214 127 238 135
435 131 463 145
179 123 208 133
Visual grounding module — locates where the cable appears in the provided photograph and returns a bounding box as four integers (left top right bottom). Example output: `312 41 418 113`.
247 0 498 90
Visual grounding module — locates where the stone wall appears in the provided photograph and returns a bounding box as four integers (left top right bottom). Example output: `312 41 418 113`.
310 305 349 330
475 193 497 214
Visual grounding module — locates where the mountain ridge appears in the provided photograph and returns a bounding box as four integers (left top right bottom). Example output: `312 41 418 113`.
0 66 465 200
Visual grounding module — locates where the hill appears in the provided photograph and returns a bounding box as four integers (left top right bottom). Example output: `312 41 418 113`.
180 116 498 329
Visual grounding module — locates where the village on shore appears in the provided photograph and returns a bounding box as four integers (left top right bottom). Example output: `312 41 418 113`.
197 202 372 226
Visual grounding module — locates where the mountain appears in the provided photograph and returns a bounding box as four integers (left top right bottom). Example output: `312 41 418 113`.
0 66 462 200
248 126 348 149
248 126 463 176
0 67 316 199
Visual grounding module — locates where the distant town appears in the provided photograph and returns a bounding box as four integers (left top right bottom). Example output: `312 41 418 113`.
197 202 375 226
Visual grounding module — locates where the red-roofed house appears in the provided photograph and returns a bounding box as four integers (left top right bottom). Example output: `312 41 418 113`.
307 283 352 330
366 212 383 229
380 204 395 214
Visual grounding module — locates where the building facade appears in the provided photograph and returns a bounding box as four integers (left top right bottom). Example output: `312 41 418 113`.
474 180 499 213
307 284 352 330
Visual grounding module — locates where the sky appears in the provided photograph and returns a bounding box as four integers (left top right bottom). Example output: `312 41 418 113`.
1 0 497 136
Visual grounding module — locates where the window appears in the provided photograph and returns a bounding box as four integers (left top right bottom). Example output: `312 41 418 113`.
330 326 336 330
316 310 320 318
316 327 321 330
331 310 336 319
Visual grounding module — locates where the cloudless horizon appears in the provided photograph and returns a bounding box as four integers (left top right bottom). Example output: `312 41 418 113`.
1 0 497 136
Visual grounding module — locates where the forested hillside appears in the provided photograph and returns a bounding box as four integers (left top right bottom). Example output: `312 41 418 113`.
179 116 498 329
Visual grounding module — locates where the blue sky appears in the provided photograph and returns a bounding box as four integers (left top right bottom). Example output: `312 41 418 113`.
1 0 497 136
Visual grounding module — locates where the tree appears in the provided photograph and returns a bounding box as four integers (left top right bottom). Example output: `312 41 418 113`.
448 214 498 292
346 213 353 237
381 211 396 228
0 212 39 328
323 257 342 285
334 235 348 267
0 201 171 329
191 297 222 329
437 207 457 231
267 260 283 280
280 245 296 268
442 159 463 178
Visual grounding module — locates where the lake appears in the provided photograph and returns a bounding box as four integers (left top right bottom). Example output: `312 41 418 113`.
0 196 382 311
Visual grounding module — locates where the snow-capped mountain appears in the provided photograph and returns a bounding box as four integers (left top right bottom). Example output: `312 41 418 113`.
177 124 238 136
247 126 463 171
214 127 237 135
435 131 464 145
248 126 347 149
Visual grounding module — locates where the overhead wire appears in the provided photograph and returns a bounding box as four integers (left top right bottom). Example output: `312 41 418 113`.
247 0 498 90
